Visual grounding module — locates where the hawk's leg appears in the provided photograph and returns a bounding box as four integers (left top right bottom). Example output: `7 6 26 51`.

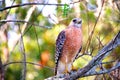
64 62 69 74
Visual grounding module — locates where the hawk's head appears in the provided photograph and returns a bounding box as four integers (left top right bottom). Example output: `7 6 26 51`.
69 18 82 28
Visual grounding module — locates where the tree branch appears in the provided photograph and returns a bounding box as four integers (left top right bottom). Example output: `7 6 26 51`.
3 61 53 70
0 20 45 28
82 63 120 77
0 1 83 12
45 31 120 80
18 25 26 80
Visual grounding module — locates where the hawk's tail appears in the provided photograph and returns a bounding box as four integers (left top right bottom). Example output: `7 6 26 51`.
54 63 58 75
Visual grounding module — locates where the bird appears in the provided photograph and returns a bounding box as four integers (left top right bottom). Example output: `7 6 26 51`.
55 18 83 75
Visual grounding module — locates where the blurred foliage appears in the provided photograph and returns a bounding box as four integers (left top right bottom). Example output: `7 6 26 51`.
0 0 120 80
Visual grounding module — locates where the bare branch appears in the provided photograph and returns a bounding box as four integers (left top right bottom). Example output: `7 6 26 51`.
3 61 53 70
83 63 120 77
21 5 36 33
18 25 26 80
0 1 83 12
0 20 45 28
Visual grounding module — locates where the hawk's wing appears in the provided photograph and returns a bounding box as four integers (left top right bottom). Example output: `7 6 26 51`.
55 31 66 75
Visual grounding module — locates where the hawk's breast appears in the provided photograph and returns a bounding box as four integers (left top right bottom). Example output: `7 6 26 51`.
60 26 82 63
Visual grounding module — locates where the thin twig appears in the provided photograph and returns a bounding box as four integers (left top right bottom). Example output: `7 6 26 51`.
21 5 36 33
96 36 104 47
100 60 116 65
99 64 107 80
84 0 105 54
33 26 41 57
4 0 16 19
18 24 26 80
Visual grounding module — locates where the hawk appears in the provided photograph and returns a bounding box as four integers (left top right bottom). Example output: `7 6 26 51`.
55 18 83 75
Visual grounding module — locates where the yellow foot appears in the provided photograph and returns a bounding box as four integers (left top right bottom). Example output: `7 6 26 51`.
64 69 69 74
72 65 77 71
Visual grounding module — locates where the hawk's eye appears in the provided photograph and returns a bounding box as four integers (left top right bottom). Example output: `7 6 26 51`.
73 19 77 23
78 20 82 24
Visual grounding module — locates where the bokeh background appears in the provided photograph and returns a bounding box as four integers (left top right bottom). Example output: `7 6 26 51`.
0 0 120 80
